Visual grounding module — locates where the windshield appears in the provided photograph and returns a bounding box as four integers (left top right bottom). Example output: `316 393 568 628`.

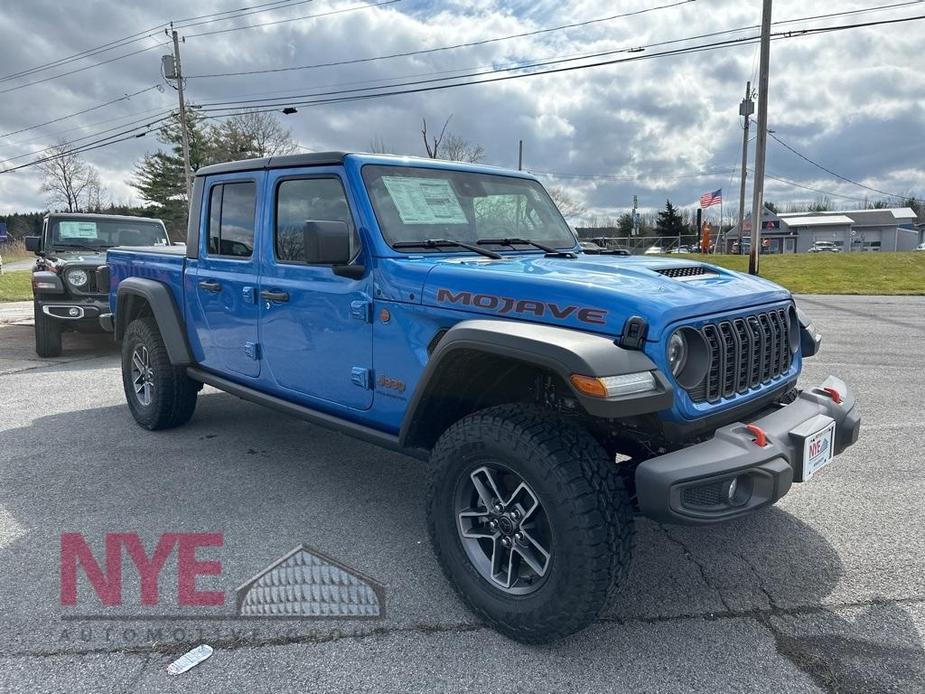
48 218 169 251
361 165 577 251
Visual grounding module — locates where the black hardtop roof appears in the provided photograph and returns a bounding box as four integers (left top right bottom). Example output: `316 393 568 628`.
195 152 348 177
44 212 165 225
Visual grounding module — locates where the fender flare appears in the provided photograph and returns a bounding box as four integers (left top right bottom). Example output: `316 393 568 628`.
115 277 192 365
398 319 673 447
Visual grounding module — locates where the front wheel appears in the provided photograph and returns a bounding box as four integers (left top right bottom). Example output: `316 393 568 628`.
34 304 62 358
427 404 634 643
121 317 198 430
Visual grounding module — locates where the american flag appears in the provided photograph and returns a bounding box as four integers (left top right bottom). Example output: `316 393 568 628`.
700 189 722 209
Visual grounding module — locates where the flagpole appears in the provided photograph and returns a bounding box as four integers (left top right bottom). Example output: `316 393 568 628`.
719 192 724 253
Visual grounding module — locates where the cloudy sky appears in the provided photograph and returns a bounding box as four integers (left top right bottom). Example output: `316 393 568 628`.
0 0 923 221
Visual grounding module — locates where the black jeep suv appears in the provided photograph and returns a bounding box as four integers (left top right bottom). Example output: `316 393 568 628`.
25 213 171 357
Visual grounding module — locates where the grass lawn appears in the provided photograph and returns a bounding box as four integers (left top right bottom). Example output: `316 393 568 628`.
688 252 925 295
0 270 33 302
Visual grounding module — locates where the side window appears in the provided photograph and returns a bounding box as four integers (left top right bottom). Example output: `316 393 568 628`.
275 177 359 263
206 181 256 258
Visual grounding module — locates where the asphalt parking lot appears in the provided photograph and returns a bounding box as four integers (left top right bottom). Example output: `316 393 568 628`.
0 294 923 693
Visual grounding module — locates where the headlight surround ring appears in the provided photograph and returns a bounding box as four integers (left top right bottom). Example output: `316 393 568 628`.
67 268 89 288
670 327 711 390
667 331 688 376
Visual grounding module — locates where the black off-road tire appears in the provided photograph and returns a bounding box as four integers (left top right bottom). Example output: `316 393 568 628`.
426 404 634 643
34 304 62 358
121 317 198 430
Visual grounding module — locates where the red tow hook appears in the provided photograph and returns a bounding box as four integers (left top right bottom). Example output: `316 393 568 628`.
745 424 768 447
821 386 843 404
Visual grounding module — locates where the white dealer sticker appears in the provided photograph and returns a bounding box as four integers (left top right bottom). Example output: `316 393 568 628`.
59 221 98 239
382 177 468 225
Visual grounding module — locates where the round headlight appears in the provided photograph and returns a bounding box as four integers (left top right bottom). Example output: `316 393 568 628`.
667 331 688 376
67 269 89 287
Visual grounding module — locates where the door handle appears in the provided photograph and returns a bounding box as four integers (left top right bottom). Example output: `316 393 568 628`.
198 280 221 293
260 290 289 303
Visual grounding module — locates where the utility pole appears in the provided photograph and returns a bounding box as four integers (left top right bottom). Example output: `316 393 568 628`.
737 81 754 255
749 0 772 275
169 23 193 202
517 140 523 170
632 195 639 236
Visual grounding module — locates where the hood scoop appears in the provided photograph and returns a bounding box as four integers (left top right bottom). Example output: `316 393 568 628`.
654 266 720 281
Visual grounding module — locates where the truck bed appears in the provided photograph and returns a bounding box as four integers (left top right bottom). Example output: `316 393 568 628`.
107 246 187 316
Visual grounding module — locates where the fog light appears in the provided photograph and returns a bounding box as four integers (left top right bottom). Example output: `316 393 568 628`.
726 477 738 501
68 307 80 317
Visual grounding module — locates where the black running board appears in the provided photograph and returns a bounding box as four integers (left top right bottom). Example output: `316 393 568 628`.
186 367 427 460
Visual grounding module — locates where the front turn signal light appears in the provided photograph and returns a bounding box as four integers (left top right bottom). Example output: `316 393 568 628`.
570 372 656 399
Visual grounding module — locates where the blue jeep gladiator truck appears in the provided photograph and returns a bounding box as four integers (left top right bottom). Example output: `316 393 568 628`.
101 152 860 642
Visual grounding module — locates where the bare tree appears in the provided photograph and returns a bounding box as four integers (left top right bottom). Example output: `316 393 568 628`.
421 115 485 163
421 116 451 159
209 110 298 161
367 134 392 154
37 141 102 212
547 186 585 220
440 132 485 163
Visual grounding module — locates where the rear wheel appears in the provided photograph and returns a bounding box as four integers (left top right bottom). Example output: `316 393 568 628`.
121 317 198 430
34 304 62 358
427 404 634 643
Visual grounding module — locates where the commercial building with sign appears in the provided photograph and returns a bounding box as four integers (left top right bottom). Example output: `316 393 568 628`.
726 207 919 253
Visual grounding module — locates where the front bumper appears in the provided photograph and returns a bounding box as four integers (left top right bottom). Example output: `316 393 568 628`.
37 298 109 330
635 375 860 525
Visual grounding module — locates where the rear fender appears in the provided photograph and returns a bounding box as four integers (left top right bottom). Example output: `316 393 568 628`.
115 277 192 365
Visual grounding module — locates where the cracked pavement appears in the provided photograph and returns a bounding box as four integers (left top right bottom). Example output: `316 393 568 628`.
0 295 923 693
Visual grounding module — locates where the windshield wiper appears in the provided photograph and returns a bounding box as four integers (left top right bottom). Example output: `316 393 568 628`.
477 237 576 258
393 238 502 260
53 242 110 252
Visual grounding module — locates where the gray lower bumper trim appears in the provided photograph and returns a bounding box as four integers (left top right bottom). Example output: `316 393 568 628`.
635 375 860 525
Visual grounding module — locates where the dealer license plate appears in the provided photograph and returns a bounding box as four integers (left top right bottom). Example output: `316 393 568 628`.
802 420 836 481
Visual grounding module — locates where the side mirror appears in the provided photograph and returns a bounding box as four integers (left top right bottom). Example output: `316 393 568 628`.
24 236 41 253
303 220 351 265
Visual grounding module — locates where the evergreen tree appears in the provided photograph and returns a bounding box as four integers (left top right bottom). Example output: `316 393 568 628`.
656 199 685 236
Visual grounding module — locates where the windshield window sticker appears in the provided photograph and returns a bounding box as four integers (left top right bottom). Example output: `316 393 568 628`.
382 176 468 225
59 221 98 239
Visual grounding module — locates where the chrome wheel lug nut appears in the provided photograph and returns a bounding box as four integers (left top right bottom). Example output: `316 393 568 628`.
501 537 512 548
488 520 498 530
514 532 524 543
493 503 504 513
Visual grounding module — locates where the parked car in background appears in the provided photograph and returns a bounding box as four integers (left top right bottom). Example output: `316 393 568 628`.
580 241 631 256
644 245 665 255
809 241 840 253
25 213 170 357
916 242 925 252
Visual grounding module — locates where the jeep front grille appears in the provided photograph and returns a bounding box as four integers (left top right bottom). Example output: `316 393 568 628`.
687 308 792 404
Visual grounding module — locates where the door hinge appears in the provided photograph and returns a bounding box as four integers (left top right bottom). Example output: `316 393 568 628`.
351 367 372 390
350 300 373 323
244 341 261 360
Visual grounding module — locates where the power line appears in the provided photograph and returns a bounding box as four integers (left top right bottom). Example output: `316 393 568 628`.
0 85 161 139
0 110 174 168
767 130 922 202
0 117 171 175
7 9 925 178
186 0 693 78
186 0 923 79
760 170 870 203
0 1 320 91
194 13 925 115
0 41 170 96
184 0 403 38
174 0 315 31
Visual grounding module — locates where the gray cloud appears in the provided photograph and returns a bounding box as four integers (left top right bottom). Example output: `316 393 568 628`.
1 0 923 218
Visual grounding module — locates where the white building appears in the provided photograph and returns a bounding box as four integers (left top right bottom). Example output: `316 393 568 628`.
727 207 920 253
